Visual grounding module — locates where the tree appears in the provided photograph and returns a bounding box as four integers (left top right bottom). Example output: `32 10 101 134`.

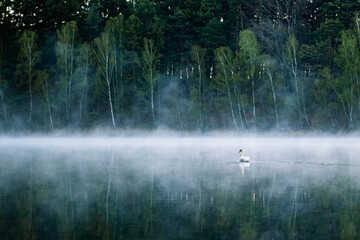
17 30 40 125
284 34 309 128
137 39 159 125
93 33 116 128
105 15 125 124
214 46 238 130
336 30 360 110
239 30 259 127
314 19 344 68
334 30 360 130
190 45 206 129
56 21 78 124
76 43 91 124
0 51 8 123
37 70 54 129
124 15 144 105
262 55 279 128
312 66 335 128
317 0 360 28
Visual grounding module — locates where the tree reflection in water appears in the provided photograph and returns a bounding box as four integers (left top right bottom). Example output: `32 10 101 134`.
0 137 359 239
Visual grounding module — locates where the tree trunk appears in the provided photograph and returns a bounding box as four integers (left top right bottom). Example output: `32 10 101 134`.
46 93 54 129
349 86 354 130
269 75 279 128
150 68 155 124
106 69 116 129
79 52 89 123
198 64 202 130
175 76 185 130
301 82 310 127
0 85 8 122
251 71 256 128
293 68 302 128
242 104 249 128
113 48 119 121
65 51 69 122
224 69 238 130
218 54 238 130
67 29 75 123
28 55 33 125
331 84 349 122
233 82 244 128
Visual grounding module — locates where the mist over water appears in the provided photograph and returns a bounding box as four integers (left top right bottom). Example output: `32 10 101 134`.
1 136 360 239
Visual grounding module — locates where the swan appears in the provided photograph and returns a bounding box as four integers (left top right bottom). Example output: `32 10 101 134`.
237 149 250 162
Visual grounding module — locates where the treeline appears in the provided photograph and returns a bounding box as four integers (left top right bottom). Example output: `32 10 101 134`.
1 0 360 131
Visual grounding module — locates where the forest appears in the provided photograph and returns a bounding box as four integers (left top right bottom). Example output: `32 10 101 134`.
1 0 360 132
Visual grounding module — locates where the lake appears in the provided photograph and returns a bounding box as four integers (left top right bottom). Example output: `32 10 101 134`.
0 136 359 239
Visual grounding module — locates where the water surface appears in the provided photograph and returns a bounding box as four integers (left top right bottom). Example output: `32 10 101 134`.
1 137 359 239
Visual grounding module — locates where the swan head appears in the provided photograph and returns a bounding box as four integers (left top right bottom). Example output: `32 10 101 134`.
239 149 243 153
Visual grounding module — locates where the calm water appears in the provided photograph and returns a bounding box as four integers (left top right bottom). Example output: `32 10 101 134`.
0 137 360 240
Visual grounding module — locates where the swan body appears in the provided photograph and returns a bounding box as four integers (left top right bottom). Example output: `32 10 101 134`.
237 149 250 162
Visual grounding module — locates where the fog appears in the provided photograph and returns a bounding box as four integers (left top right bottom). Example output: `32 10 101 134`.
1 136 360 239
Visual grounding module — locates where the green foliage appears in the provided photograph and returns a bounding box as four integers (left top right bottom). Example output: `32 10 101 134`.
4 0 360 130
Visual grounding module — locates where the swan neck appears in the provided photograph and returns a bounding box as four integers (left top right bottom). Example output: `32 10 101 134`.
240 151 244 157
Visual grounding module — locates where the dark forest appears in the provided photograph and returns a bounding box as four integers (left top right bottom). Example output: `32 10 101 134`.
1 0 360 132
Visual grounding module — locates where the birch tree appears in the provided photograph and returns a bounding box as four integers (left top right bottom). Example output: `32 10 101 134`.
190 45 206 129
355 12 360 47
0 55 7 122
56 21 78 123
137 39 158 124
76 43 90 123
284 34 306 128
17 30 40 125
93 33 116 128
262 55 279 128
38 70 54 129
336 30 360 111
214 46 239 130
105 15 125 123
239 30 260 127
334 30 360 130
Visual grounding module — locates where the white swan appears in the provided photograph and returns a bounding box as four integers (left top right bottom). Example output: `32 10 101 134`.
237 149 250 162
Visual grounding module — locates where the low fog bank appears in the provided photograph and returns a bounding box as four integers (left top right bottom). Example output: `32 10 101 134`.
0 132 359 151
2 126 360 138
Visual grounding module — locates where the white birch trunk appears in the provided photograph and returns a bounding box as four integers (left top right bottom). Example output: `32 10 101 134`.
225 72 238 130
67 28 75 123
265 68 279 128
219 55 238 130
0 83 8 121
331 84 350 122
301 82 310 127
64 50 69 122
349 86 354 130
106 55 116 128
292 56 302 128
150 67 155 123
198 64 202 129
79 50 89 123
46 89 54 129
41 78 54 129
251 71 256 127
28 50 33 125
233 82 244 128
